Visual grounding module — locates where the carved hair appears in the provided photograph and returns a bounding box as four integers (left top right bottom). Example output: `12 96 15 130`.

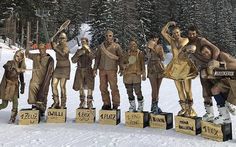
173 26 181 31
14 50 26 69
81 37 89 44
188 25 200 35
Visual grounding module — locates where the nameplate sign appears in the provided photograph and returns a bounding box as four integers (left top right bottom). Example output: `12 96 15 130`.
19 109 39 125
47 108 66 123
175 116 201 135
75 108 96 123
149 113 173 129
99 109 120 125
201 121 232 142
125 111 149 128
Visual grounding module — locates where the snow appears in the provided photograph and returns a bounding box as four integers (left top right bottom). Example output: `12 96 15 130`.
68 23 92 53
0 41 236 147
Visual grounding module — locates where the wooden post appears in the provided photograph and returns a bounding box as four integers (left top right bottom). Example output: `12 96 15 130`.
29 21 31 44
12 16 16 45
36 19 39 46
21 22 24 48
26 21 30 49
42 18 49 42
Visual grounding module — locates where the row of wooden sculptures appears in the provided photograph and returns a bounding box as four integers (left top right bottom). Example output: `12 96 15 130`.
0 22 236 127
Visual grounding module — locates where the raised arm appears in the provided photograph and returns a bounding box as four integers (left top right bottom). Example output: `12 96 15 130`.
161 21 175 44
71 50 80 63
158 45 165 61
84 45 95 60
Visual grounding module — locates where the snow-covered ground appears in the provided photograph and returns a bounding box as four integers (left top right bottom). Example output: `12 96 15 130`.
0 41 236 147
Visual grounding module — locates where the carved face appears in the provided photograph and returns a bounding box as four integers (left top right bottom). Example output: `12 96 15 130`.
201 46 212 60
81 38 88 46
59 33 67 44
188 30 197 42
153 37 159 43
14 51 24 62
147 40 156 50
105 31 114 44
59 38 67 44
39 46 46 56
172 28 181 40
130 41 137 51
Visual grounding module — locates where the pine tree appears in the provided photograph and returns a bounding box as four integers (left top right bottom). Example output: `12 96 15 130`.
178 0 215 41
193 0 215 43
169 0 215 42
88 0 113 48
172 0 197 36
118 0 144 49
111 0 125 46
51 0 82 40
151 0 171 35
136 0 153 39
232 7 236 48
214 0 236 55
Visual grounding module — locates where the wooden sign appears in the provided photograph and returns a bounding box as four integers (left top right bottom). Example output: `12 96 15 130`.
75 108 96 123
47 108 67 123
201 121 232 142
149 113 173 129
125 111 149 128
175 116 201 135
18 109 39 125
214 70 236 77
99 109 120 125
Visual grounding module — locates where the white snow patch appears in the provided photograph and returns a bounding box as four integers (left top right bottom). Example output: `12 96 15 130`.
68 23 92 53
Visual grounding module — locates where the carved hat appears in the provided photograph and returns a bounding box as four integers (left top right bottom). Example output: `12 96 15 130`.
59 32 67 40
38 43 46 50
